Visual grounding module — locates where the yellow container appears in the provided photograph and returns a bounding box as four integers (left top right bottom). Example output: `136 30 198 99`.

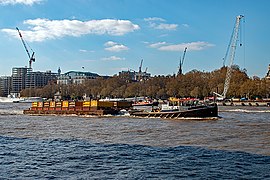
37 102 43 107
91 100 98 107
69 101 75 107
43 102 50 107
98 101 114 108
50 101 56 107
56 102 62 107
83 101 91 107
62 101 69 108
32 102 38 107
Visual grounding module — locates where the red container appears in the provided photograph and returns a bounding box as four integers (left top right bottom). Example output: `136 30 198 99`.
75 106 82 111
69 107 75 111
83 107 90 111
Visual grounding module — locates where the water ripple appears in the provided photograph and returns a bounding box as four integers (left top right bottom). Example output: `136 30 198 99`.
0 136 270 179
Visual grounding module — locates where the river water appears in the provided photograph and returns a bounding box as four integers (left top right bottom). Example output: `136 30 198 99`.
0 103 269 179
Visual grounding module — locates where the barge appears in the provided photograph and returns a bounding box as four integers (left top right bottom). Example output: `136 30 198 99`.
23 100 132 116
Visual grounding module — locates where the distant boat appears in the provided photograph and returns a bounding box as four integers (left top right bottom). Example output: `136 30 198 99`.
0 94 22 103
13 97 44 103
0 96 21 103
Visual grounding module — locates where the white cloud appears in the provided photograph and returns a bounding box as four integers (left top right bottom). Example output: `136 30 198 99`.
0 0 42 5
144 17 178 31
101 56 125 61
79 49 87 53
79 49 95 53
149 41 214 51
104 41 129 52
1 18 140 42
149 42 167 48
144 17 165 22
104 41 118 47
182 24 190 28
154 23 178 31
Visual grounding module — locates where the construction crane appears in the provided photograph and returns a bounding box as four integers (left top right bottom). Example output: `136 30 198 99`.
177 47 187 75
16 27 35 69
214 15 244 100
144 67 148 73
137 59 143 80
139 59 143 73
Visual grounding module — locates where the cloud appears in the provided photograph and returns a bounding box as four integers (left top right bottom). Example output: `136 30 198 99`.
144 17 165 22
144 17 178 31
154 23 178 31
104 41 129 52
0 0 42 5
79 49 87 53
182 24 189 28
79 49 95 53
1 18 140 42
150 41 214 51
149 42 167 48
101 56 125 61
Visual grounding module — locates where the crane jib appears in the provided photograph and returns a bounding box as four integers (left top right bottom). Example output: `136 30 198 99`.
16 27 35 69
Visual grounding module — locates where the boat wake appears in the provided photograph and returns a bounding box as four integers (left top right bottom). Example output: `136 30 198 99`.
0 109 24 115
223 109 270 113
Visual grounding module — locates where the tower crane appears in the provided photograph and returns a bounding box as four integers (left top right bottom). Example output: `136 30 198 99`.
139 59 143 73
138 59 143 80
16 27 35 69
177 47 187 75
214 15 244 100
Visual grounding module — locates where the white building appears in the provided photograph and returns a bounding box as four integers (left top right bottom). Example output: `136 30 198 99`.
57 71 99 85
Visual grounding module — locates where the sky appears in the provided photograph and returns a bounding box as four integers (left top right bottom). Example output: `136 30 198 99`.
0 0 269 78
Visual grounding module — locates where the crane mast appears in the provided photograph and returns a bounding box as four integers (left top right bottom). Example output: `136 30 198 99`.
139 59 143 73
16 27 35 69
177 47 187 75
215 15 244 99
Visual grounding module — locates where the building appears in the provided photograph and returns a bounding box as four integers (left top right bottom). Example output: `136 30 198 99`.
119 70 151 81
11 67 30 94
26 70 58 89
0 76 12 97
10 67 58 95
57 71 99 85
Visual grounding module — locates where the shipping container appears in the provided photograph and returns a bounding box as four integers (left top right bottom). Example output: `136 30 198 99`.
38 102 43 107
62 101 69 108
43 102 50 107
32 102 38 107
91 100 98 107
55 101 62 111
69 101 75 107
98 101 114 108
83 101 91 107
75 101 83 107
50 101 56 107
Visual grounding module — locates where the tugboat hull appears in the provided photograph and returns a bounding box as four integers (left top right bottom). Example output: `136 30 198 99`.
130 104 218 119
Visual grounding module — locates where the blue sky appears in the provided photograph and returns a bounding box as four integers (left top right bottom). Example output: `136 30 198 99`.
0 0 269 78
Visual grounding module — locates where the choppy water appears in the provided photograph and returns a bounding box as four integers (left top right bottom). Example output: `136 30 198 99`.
0 103 269 179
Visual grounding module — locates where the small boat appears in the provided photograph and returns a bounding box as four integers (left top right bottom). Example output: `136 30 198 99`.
0 95 22 103
13 97 44 103
130 98 218 120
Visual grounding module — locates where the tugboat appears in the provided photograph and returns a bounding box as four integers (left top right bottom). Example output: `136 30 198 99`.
129 98 218 120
